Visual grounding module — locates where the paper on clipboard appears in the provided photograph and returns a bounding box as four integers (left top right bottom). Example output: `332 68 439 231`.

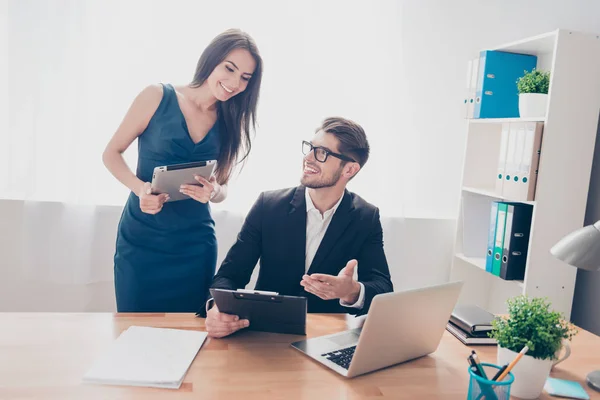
236 289 279 295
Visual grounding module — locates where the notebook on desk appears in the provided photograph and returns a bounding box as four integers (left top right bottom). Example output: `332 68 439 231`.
450 304 495 334
83 326 207 389
446 322 496 345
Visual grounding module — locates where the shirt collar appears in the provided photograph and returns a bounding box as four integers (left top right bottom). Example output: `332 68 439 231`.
305 188 344 215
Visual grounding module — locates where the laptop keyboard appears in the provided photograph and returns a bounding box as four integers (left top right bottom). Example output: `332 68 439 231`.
321 346 356 370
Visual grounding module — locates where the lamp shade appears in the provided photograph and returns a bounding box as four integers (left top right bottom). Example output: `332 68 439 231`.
550 220 600 272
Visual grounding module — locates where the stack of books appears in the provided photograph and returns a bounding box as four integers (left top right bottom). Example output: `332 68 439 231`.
446 305 497 345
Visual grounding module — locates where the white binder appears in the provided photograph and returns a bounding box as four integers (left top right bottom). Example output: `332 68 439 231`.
502 123 521 200
466 57 479 119
511 124 527 197
464 59 473 118
495 123 510 196
516 122 544 201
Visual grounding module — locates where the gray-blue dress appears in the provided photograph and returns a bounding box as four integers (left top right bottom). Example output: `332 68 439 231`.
114 83 221 312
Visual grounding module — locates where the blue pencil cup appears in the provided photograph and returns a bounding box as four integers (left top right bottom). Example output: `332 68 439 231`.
467 363 514 400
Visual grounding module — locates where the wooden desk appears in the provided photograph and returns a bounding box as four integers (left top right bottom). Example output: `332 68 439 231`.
1 313 598 399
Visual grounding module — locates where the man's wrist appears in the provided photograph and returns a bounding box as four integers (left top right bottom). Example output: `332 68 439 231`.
341 281 361 304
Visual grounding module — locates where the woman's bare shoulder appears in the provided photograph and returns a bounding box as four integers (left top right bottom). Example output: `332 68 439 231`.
137 83 164 105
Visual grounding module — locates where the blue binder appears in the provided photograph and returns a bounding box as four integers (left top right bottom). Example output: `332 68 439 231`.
474 50 537 119
485 201 499 273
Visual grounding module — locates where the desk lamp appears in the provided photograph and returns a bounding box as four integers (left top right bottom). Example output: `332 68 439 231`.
551 220 600 392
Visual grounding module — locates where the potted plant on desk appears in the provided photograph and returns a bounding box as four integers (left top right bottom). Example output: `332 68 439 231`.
516 68 551 118
489 295 577 399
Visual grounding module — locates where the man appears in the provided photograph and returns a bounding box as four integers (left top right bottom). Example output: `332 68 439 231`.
204 117 393 338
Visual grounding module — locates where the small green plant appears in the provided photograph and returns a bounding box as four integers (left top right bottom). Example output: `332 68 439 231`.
489 295 577 360
516 69 551 94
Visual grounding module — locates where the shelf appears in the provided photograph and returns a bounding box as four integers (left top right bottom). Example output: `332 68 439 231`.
453 29 599 317
462 186 502 199
468 117 546 124
454 253 525 289
455 253 486 270
490 30 557 56
462 186 536 205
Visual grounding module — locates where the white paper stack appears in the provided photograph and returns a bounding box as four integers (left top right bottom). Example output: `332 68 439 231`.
83 326 207 389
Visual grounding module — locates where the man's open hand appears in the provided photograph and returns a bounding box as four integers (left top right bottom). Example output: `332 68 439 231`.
300 259 361 304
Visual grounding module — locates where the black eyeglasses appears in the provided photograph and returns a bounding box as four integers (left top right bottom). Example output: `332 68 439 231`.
302 141 356 163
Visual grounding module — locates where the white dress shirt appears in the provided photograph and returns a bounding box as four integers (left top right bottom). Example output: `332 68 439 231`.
305 189 365 309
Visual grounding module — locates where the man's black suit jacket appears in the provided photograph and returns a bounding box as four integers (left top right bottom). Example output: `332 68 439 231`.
208 185 393 316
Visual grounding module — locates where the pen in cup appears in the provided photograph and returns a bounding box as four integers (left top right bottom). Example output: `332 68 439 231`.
467 354 499 400
470 350 489 380
491 364 508 381
467 355 481 376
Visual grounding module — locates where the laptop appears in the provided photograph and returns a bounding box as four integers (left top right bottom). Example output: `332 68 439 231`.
290 281 464 378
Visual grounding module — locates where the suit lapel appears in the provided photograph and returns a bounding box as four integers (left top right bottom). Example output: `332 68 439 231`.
307 190 354 274
287 186 307 288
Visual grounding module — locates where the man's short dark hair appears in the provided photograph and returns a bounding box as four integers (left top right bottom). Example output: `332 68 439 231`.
317 117 370 168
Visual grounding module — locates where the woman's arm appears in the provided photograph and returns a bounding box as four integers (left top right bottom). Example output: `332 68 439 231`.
102 84 163 196
210 183 228 203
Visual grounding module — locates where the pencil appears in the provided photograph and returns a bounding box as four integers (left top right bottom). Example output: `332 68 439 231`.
496 345 529 382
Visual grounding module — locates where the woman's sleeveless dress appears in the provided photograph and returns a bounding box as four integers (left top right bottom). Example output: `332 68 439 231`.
114 83 221 312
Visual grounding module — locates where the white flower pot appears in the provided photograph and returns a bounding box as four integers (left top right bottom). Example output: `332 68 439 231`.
497 343 571 399
518 93 548 119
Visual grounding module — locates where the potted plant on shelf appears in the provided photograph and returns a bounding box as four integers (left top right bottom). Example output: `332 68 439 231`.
516 68 551 118
489 295 577 399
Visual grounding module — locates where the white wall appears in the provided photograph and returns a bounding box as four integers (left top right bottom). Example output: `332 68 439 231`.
4 0 408 218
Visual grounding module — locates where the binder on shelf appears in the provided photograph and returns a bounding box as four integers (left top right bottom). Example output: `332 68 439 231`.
496 122 544 201
492 203 509 276
502 123 520 199
502 123 526 200
516 122 544 201
473 50 537 119
495 124 510 196
464 59 473 118
465 57 480 119
500 203 534 280
485 201 499 273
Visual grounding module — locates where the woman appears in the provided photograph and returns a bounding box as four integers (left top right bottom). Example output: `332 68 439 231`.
103 29 262 312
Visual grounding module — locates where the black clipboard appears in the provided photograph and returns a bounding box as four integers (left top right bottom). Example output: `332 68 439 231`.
209 289 307 335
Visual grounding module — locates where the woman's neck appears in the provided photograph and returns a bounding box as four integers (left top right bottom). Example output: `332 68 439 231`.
184 83 218 111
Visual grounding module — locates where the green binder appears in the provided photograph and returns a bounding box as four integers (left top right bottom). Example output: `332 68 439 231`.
492 203 508 276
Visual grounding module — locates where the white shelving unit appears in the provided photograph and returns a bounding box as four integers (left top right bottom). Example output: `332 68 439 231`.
450 29 600 318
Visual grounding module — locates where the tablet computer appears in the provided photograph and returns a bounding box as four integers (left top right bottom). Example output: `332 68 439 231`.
210 288 307 335
151 160 216 202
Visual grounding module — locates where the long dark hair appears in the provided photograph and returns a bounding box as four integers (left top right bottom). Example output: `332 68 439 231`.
190 29 262 185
